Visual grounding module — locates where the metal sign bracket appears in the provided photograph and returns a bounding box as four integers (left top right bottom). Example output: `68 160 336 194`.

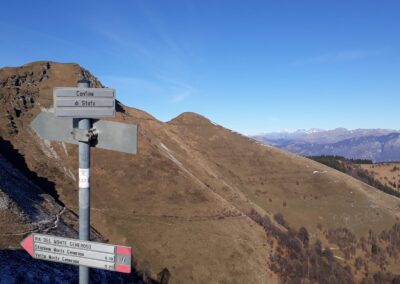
71 128 98 142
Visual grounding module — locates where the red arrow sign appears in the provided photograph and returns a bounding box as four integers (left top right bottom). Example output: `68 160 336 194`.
21 235 34 257
115 246 132 273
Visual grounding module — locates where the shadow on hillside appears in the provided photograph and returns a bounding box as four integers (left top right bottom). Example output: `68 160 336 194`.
116 100 126 114
0 249 146 283
0 137 63 219
0 138 170 283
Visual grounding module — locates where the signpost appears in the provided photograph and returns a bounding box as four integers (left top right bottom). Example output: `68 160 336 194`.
25 80 137 284
76 80 93 284
21 233 131 273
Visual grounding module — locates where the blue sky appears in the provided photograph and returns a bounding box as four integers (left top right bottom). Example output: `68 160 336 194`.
1 1 399 135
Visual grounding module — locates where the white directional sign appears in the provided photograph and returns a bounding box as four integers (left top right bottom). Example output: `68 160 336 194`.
21 233 131 273
54 87 115 118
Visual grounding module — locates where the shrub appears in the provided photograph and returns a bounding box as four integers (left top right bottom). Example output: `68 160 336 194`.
273 212 287 228
246 210 354 284
298 227 309 246
355 257 364 270
371 243 379 255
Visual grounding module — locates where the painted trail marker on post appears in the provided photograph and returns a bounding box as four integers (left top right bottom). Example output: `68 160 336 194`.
26 80 137 283
21 234 132 273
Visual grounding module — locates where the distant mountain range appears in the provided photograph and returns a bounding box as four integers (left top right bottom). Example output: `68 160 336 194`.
252 128 400 162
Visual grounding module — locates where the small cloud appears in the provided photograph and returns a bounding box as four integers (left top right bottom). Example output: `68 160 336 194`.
99 75 162 95
154 74 198 103
170 84 198 103
292 48 390 65
267 117 280 122
98 30 126 46
172 93 190 103
95 29 153 59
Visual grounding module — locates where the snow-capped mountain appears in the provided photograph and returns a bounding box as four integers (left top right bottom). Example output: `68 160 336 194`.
252 128 400 162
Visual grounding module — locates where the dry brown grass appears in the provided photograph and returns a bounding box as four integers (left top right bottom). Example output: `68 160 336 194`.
360 163 400 192
1 62 400 283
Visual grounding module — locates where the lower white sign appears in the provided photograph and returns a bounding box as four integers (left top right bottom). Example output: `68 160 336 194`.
21 233 131 273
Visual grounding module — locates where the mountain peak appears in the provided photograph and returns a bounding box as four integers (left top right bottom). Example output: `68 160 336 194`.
0 61 103 88
168 112 216 126
0 61 103 112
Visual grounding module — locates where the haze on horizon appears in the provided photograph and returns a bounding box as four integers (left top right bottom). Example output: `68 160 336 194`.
0 0 399 135
254 126 400 136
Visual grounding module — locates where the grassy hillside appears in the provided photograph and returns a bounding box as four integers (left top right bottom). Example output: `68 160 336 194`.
307 155 400 198
360 163 400 192
1 62 400 283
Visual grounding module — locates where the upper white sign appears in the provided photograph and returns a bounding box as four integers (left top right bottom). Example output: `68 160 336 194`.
54 87 115 118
